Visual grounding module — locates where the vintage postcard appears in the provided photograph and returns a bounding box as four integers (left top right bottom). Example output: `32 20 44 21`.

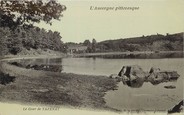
0 0 183 115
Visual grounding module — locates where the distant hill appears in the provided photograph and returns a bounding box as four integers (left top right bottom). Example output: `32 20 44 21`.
96 33 183 52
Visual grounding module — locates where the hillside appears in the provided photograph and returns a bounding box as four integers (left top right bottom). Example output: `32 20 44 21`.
96 33 183 52
0 26 66 56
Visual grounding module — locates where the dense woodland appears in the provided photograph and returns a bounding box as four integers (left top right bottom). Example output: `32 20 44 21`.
66 33 183 53
0 0 66 56
0 26 66 55
0 1 183 56
95 33 183 52
1 26 183 55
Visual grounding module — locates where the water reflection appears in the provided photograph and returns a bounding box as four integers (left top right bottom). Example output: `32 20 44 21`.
117 65 180 88
122 77 144 88
25 64 63 72
6 58 181 89
121 77 178 88
79 52 183 59
1 57 183 111
8 58 63 72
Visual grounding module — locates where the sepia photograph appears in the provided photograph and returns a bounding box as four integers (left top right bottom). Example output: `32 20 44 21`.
0 0 183 115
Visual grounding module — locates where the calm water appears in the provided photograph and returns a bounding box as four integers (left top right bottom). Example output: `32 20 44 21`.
62 57 183 110
62 58 183 76
9 57 184 111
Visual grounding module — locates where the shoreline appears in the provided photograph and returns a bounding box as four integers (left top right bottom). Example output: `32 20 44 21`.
1 50 183 61
0 59 119 112
0 53 183 113
75 51 184 57
0 55 66 62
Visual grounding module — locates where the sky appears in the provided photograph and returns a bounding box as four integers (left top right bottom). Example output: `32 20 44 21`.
37 0 184 43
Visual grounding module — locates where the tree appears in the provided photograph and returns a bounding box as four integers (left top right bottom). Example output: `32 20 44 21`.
92 38 97 52
0 0 67 56
0 28 8 55
0 0 66 29
83 39 91 46
92 38 97 44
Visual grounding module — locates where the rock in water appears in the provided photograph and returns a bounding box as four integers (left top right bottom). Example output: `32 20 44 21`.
117 65 180 86
168 100 184 113
148 67 180 85
122 75 129 81
149 67 161 73
166 71 180 80
118 65 147 79
164 85 176 89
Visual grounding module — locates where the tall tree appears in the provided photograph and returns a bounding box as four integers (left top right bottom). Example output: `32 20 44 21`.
0 0 66 29
0 0 66 55
92 38 97 52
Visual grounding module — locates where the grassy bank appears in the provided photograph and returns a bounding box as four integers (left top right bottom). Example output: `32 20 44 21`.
0 61 118 111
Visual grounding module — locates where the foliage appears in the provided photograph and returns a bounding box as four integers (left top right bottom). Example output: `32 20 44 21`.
91 38 97 52
0 26 66 55
0 0 66 55
96 33 183 52
80 39 97 53
83 40 91 46
0 0 66 29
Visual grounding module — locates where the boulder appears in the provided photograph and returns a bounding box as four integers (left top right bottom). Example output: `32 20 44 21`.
149 67 161 73
118 65 147 79
164 85 176 89
166 71 180 80
129 74 137 81
168 100 184 113
117 65 180 86
122 75 129 81
148 70 180 85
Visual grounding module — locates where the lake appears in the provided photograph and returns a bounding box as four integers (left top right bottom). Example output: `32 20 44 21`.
62 57 183 111
7 56 184 111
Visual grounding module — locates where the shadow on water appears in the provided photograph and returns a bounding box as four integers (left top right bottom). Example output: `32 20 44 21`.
8 58 63 72
122 77 145 88
121 77 178 88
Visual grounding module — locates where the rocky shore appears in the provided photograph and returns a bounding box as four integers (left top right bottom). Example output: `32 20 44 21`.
110 65 180 88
